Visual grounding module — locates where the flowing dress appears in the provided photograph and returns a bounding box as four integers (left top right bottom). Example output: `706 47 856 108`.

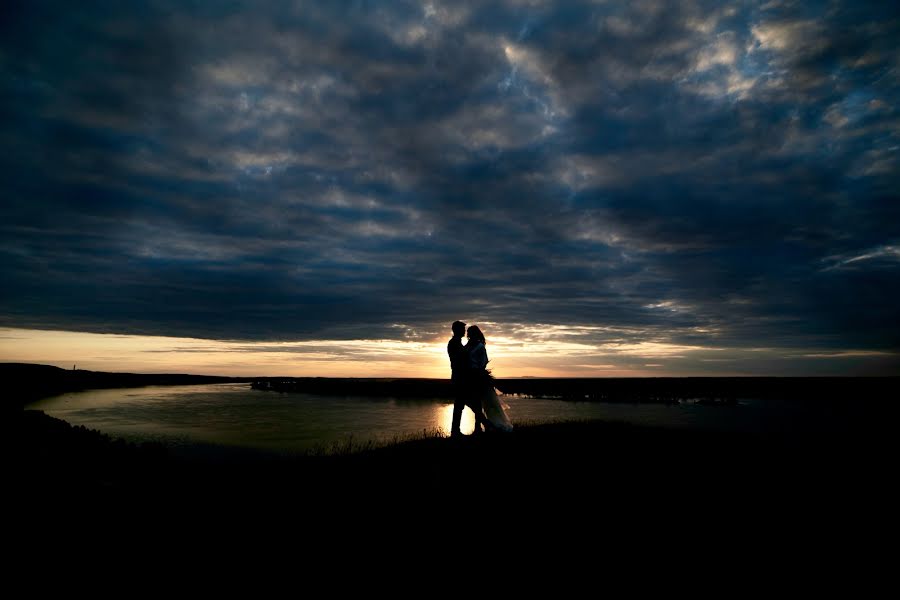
468 341 513 432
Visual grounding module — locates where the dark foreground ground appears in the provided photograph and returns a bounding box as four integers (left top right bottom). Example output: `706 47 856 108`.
11 414 894 587
11 408 896 533
8 364 898 560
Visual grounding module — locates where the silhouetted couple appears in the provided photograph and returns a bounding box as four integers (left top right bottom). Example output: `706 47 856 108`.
447 321 513 437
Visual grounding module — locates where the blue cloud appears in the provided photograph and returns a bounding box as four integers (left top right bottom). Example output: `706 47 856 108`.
1 1 898 370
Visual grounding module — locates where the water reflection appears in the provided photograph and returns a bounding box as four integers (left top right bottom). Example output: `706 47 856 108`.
27 383 817 454
433 403 476 436
31 384 497 453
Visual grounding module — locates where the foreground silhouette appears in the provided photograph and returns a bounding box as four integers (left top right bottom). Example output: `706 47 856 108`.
13 408 895 518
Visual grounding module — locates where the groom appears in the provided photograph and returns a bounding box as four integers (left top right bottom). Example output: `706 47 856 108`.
447 320 488 437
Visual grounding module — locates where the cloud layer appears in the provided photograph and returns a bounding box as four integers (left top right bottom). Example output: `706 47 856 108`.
2 1 899 373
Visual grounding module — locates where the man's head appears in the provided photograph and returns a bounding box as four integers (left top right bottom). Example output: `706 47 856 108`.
452 320 466 337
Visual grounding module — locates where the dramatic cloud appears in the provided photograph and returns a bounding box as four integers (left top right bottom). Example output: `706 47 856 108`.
1 1 899 374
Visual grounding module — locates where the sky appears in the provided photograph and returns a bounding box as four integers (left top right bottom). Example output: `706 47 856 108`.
1 0 899 377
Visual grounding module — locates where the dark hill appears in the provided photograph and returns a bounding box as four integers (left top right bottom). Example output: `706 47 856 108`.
2 362 250 409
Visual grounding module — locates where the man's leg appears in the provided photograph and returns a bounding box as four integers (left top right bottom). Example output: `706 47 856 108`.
451 384 465 437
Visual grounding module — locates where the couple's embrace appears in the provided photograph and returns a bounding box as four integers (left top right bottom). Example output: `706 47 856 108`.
447 321 513 437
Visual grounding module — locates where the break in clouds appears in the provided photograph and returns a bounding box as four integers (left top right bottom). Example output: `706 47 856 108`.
1 1 899 373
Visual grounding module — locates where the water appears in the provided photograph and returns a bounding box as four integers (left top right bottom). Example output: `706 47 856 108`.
26 383 847 455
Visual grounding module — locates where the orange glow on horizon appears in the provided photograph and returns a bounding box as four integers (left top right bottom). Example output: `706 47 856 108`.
0 327 654 377
3 327 892 377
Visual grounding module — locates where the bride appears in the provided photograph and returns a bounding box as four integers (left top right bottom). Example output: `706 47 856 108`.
466 325 513 433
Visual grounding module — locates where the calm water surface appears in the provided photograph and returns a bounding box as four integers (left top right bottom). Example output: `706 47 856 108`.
27 383 835 454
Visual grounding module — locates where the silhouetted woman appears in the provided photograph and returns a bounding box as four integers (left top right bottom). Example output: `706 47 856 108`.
466 325 513 432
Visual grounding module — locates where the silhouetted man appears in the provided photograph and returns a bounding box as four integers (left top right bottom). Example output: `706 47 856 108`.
448 320 487 437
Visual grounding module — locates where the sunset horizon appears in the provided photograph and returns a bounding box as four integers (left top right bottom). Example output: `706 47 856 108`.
2 324 897 378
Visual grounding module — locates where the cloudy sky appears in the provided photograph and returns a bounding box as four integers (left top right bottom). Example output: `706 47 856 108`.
1 0 898 376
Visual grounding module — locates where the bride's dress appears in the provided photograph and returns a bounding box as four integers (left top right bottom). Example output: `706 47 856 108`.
469 339 513 432
480 384 513 432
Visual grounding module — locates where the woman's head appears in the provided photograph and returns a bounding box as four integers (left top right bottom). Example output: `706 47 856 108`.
466 325 486 344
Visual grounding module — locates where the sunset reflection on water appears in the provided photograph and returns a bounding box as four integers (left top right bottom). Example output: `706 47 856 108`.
28 383 793 454
433 403 476 436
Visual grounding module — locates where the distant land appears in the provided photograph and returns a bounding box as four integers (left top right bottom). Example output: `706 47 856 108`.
253 374 898 404
2 363 252 409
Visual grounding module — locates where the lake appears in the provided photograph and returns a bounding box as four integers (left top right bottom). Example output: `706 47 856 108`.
27 382 853 455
